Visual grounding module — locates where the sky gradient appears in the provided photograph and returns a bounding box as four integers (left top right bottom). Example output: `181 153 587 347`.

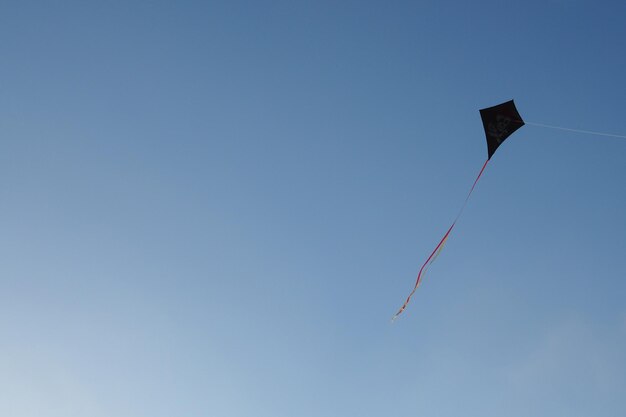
1 1 625 416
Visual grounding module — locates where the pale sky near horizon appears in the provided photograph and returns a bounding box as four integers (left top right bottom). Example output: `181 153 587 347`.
1 1 625 416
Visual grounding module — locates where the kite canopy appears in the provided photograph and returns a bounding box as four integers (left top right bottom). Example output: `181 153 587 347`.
480 100 524 159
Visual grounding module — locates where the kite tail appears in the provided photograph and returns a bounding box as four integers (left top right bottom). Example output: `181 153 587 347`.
392 159 489 321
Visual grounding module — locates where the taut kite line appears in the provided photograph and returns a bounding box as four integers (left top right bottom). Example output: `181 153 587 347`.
392 99 626 321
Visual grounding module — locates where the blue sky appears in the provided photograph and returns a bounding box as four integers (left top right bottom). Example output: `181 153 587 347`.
1 1 625 416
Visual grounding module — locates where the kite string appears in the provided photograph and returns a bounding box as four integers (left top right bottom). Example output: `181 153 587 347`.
523 121 626 140
392 159 489 321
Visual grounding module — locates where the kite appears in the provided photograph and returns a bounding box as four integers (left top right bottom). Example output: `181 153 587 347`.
392 99 626 321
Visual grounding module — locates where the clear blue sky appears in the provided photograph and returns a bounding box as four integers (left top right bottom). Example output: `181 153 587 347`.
1 1 625 416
